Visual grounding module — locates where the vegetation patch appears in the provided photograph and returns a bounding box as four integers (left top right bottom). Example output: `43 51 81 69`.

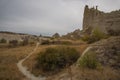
41 40 50 45
82 28 108 43
36 46 79 72
41 39 72 45
79 51 100 69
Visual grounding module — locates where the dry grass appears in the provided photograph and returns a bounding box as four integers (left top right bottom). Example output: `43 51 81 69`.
23 43 120 80
23 43 88 77
47 65 120 80
1 41 119 80
0 45 35 80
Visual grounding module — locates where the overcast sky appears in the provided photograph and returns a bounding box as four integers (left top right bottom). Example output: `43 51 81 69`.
0 0 120 36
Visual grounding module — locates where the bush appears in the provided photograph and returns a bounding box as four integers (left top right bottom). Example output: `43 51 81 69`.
0 38 7 43
82 28 108 43
9 40 18 47
41 40 50 45
36 46 79 71
79 51 99 69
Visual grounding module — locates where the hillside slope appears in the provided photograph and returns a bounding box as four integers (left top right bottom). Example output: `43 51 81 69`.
47 36 120 80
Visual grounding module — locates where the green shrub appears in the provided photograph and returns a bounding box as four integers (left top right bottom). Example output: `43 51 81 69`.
79 51 99 69
0 38 7 43
36 46 79 71
82 28 108 43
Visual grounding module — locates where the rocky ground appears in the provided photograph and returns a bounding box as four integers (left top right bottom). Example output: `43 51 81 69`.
92 36 120 69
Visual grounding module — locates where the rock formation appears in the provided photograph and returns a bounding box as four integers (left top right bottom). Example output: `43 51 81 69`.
83 5 120 34
91 36 120 68
62 29 82 39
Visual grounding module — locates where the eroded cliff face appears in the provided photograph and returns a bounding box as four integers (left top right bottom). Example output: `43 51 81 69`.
83 5 120 34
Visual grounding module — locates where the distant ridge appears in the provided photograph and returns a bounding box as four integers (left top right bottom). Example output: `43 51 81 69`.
0 31 28 35
0 31 38 37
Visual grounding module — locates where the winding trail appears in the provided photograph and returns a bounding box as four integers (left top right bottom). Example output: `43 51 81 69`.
80 46 92 58
17 43 46 80
17 42 91 80
77 46 92 63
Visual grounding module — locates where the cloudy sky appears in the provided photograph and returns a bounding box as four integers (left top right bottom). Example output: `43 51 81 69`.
0 0 120 36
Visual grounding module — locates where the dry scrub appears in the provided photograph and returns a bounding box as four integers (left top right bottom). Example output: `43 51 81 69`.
0 45 35 80
23 44 88 77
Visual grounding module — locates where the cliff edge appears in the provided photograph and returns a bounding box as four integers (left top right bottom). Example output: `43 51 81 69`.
83 5 120 34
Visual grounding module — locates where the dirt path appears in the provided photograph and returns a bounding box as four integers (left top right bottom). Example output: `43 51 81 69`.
80 46 92 58
17 43 46 80
17 43 90 80
77 46 92 64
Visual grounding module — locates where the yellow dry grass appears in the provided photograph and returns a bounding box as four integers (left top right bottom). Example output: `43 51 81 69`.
1 42 118 80
0 45 35 80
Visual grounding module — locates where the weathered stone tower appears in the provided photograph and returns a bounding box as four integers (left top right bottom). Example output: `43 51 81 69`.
83 5 120 34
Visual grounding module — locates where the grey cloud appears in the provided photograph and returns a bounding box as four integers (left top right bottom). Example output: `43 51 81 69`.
0 0 120 36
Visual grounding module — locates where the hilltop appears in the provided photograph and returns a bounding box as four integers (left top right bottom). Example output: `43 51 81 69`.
83 5 120 34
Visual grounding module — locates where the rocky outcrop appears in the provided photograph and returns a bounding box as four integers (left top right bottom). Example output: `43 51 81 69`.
83 5 120 34
62 29 82 39
91 36 120 69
